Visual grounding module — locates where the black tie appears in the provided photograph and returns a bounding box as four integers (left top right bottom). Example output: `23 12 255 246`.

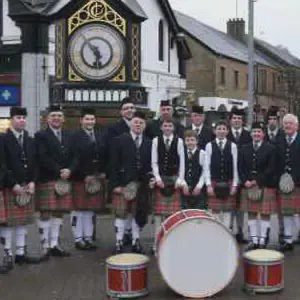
287 136 293 145
270 132 274 141
165 138 170 151
219 140 223 151
235 130 240 141
254 142 259 151
135 136 140 149
18 134 23 148
56 131 61 143
188 149 193 160
90 131 95 142
195 128 200 136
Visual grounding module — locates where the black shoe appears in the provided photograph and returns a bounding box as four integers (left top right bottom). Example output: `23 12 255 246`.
123 233 132 246
75 241 87 250
84 240 97 251
50 245 71 257
3 255 13 271
245 242 259 251
132 239 144 254
280 242 294 252
236 233 245 244
15 255 41 265
114 241 124 254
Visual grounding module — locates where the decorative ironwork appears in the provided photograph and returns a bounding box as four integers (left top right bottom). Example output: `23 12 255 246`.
131 24 140 81
110 67 126 82
55 20 65 80
68 65 84 82
68 0 126 36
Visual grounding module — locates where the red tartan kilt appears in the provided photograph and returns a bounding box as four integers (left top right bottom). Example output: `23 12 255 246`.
111 191 136 218
36 181 73 212
240 188 277 214
0 191 6 224
278 187 300 215
154 188 181 216
208 181 236 211
72 182 105 211
3 188 35 227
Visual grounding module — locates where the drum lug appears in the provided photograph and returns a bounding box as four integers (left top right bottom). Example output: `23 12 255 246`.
243 286 256 295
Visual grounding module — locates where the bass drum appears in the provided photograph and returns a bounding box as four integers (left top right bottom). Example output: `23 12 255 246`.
156 209 239 298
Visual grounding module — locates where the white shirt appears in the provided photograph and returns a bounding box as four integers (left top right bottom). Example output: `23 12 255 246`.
192 124 203 135
286 132 297 144
182 148 207 190
204 139 239 187
130 131 142 147
151 135 185 185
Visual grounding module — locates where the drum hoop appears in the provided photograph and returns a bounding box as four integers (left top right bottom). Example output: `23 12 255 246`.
106 263 148 270
244 283 284 291
156 211 239 298
107 289 149 297
106 254 149 266
244 258 284 265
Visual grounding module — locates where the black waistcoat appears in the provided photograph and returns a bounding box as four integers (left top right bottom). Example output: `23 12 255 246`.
185 149 202 190
210 140 233 181
158 136 179 176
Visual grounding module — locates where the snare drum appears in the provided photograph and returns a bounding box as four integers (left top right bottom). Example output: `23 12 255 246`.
244 249 284 293
156 209 239 298
106 254 149 298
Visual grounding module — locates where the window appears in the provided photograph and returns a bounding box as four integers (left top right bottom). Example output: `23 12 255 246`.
234 70 239 88
272 72 276 93
158 20 164 61
220 66 226 85
258 69 267 93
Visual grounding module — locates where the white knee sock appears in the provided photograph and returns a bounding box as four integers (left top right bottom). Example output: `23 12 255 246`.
125 214 133 233
1 227 13 256
248 219 258 244
222 212 232 230
37 219 51 249
115 218 126 242
284 216 294 243
260 220 270 245
154 216 162 241
71 211 83 242
50 217 63 248
131 218 140 244
16 226 27 255
82 211 94 242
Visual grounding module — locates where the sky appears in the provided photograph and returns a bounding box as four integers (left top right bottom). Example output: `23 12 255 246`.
169 0 300 59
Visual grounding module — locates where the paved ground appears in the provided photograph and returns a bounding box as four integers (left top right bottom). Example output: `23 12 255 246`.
0 213 299 300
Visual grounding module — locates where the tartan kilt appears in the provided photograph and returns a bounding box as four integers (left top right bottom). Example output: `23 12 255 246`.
0 191 6 224
36 181 73 212
208 181 236 212
240 188 277 214
278 187 300 215
112 191 137 219
72 181 105 211
154 188 181 217
3 188 35 227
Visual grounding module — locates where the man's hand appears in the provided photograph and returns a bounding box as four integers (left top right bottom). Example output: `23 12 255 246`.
27 182 35 194
60 169 71 180
230 186 237 196
192 186 202 196
207 185 215 196
113 187 122 194
182 184 190 196
12 184 23 195
245 181 253 188
156 180 164 189
84 176 94 183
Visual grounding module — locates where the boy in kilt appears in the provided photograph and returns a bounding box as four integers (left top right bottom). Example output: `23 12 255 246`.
205 120 238 230
1 107 40 269
151 117 185 251
70 108 106 250
239 122 277 250
181 130 206 209
35 105 76 258
109 111 153 254
277 114 300 251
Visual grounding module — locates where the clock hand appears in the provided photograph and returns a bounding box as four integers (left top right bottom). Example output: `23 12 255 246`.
81 34 103 63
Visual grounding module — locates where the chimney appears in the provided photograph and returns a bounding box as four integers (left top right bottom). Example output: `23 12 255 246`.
227 18 246 42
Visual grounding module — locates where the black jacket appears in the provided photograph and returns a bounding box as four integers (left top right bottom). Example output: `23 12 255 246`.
264 128 285 145
3 129 36 187
71 129 106 181
238 142 276 188
185 124 215 150
145 119 185 140
107 119 130 139
228 128 252 148
35 128 76 182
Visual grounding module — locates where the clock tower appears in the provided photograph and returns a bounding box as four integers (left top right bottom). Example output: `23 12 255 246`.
51 0 147 112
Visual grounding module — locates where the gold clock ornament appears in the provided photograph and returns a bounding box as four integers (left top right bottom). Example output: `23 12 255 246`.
68 23 125 81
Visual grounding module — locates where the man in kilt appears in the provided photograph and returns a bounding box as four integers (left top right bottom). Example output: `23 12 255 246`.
277 114 300 251
181 130 206 209
239 122 277 250
227 106 252 243
1 107 40 269
151 117 185 251
70 108 106 250
109 111 153 254
205 120 238 230
35 105 76 258
107 97 137 246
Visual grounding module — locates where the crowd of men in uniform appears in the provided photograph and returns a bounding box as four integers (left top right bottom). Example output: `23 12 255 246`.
0 97 299 275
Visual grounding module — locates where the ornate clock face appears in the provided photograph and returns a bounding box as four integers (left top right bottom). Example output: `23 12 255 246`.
68 24 125 81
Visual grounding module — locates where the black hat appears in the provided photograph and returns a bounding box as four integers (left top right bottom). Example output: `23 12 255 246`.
81 108 96 117
47 104 63 114
191 105 204 114
267 106 279 119
120 97 134 108
252 122 265 130
230 106 245 117
133 111 146 120
160 100 172 107
10 107 27 118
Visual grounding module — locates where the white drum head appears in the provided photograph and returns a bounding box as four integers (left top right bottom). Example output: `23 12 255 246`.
158 217 238 298
244 249 284 262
